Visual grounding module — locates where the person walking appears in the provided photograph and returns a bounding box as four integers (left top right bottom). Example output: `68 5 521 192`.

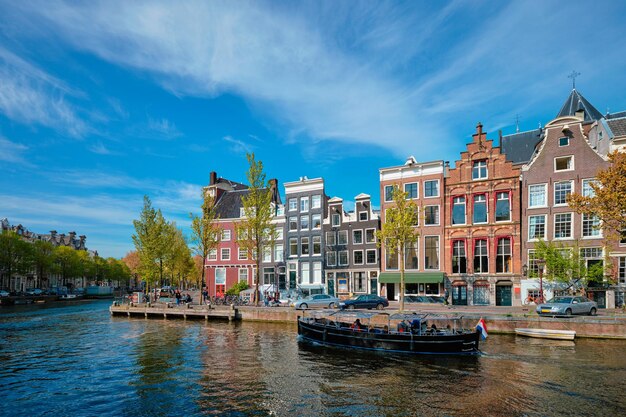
175 289 181 305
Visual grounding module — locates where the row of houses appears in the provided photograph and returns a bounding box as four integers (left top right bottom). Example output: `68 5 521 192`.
204 88 626 308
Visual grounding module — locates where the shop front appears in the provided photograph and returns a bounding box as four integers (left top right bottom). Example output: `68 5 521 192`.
378 272 445 300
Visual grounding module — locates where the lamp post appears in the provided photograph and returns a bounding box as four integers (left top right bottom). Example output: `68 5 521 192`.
535 258 546 303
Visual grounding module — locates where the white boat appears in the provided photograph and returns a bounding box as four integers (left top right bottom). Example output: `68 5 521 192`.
60 294 78 299
515 328 576 341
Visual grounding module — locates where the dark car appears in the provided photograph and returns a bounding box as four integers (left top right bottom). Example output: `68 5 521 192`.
405 295 445 303
339 294 389 310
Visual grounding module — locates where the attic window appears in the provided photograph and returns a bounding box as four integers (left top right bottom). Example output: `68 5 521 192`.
559 137 569 147
555 156 573 172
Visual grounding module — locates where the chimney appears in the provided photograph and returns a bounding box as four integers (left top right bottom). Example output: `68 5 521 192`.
575 108 585 121
209 171 217 185
476 122 483 136
269 178 278 202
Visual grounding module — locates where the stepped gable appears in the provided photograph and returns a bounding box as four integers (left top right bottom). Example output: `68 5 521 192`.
556 88 603 121
499 128 544 165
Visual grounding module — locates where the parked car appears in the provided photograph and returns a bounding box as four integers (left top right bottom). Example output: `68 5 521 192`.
25 288 43 296
0 290 9 297
339 294 389 310
536 296 597 316
293 294 340 310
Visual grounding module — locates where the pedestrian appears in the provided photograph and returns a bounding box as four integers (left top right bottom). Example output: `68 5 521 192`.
444 288 450 306
175 289 181 305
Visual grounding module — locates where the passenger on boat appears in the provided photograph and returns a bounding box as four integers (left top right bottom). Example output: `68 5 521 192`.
410 319 421 333
397 320 409 333
351 319 362 331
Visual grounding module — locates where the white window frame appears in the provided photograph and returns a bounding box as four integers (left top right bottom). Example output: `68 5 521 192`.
366 249 377 265
208 249 217 261
262 246 271 262
424 235 440 270
353 229 363 245
288 198 297 211
222 229 231 241
311 214 321 230
338 250 349 266
452 196 466 225
289 237 298 257
554 212 573 240
472 160 488 180
274 244 284 261
582 178 597 198
238 268 248 283
220 248 230 261
365 228 376 244
528 215 546 241
312 262 322 284
353 250 364 265
289 216 298 231
424 179 440 198
332 213 341 227
472 194 488 224
528 183 548 208
554 181 574 206
582 214 602 238
311 194 321 209
301 262 310 284
312 236 321 256
238 248 248 260
275 228 284 241
338 230 348 245
424 205 440 226
215 268 226 285
301 237 310 256
384 185 394 202
404 182 418 199
495 191 511 222
300 215 309 230
619 257 626 284
326 251 336 266
300 197 309 212
326 231 336 246
554 155 574 172
558 137 570 147
359 211 368 221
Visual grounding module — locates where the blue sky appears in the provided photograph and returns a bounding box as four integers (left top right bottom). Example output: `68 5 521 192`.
1 0 626 258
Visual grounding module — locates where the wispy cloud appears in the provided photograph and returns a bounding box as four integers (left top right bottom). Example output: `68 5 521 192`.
223 135 253 154
88 141 117 155
0 136 31 165
147 117 183 139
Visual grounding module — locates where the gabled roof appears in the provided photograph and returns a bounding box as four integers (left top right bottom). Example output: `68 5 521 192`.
607 117 626 137
214 189 249 219
556 89 603 122
499 128 544 165
607 110 626 119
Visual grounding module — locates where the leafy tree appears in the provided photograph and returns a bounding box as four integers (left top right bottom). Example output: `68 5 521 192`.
122 251 141 289
190 189 221 300
377 185 419 311
226 281 249 296
31 240 55 289
0 230 32 290
165 226 194 289
237 153 277 306
53 246 81 289
568 151 626 243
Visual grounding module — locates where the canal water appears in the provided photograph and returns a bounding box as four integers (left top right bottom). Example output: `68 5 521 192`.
0 300 624 417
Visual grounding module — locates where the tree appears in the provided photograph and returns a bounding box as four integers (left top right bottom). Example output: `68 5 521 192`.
122 251 141 289
189 189 221 299
568 151 626 243
31 240 55 289
237 153 277 306
53 246 81 290
377 185 419 312
164 226 194 289
0 230 32 290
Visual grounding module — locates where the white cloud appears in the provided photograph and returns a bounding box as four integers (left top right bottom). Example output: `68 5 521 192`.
223 135 253 154
0 136 30 165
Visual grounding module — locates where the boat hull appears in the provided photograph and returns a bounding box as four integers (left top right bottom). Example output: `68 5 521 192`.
515 328 576 340
298 319 480 354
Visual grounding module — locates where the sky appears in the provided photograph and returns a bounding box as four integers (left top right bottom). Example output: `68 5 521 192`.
1 0 626 258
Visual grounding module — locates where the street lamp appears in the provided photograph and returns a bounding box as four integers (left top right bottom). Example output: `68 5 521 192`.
535 258 546 303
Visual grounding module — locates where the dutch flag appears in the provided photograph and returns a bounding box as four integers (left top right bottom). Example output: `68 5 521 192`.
476 318 488 340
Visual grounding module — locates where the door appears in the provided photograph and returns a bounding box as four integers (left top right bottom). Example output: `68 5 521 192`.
328 278 335 297
370 278 378 295
289 269 297 289
594 292 606 309
452 286 467 305
473 285 490 305
496 285 512 306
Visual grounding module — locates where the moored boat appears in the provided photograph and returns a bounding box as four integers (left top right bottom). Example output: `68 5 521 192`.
297 311 481 354
515 328 576 341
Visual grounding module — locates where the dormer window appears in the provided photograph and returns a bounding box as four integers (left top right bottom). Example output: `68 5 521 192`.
559 137 569 147
472 160 487 180
359 212 368 221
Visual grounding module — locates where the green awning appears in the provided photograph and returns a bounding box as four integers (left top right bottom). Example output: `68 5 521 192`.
379 272 445 284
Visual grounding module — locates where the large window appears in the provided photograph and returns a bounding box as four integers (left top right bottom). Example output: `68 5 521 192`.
582 214 601 237
554 181 572 205
326 251 336 266
289 238 297 256
311 195 321 209
300 215 309 230
301 237 310 255
326 231 336 246
365 229 376 243
404 182 418 199
312 236 321 255
582 179 597 197
496 238 512 273
221 248 230 261
208 249 217 261
473 239 488 273
354 250 364 265
288 198 297 211
238 268 248 283
527 250 540 276
424 205 439 225
554 156 573 171
353 272 366 292
529 184 547 208
262 246 271 262
528 215 546 240
366 249 377 264
619 257 626 284
452 196 466 225
311 214 321 230
289 216 297 231
274 244 283 261
495 192 511 221
424 180 439 197
473 194 487 224
215 268 226 285
300 197 309 212
301 263 310 284
263 267 274 285
472 160 487 179
386 240 398 270
424 236 439 270
404 242 418 270
313 262 322 283
353 230 363 244
222 229 231 241
338 230 348 245
384 185 394 202
339 251 349 266
452 240 466 274
332 213 341 227
554 213 572 239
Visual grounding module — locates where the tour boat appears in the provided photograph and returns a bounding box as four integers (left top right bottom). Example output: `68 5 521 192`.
297 311 481 354
514 328 576 341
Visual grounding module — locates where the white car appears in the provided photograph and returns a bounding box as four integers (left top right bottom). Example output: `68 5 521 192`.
293 294 340 310
0 290 9 297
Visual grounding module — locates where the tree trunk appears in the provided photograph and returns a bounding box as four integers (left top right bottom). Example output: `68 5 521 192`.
399 242 405 312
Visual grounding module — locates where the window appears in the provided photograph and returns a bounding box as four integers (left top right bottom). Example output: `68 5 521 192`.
527 250 540 276
528 215 546 240
555 156 573 171
262 246 271 262
313 262 322 283
495 192 511 222
496 238 512 273
238 268 248 283
300 215 309 230
580 247 603 259
275 228 283 241
326 231 336 246
411 206 419 226
300 197 309 212
263 267 274 285
339 251 349 266
274 244 283 261
215 268 226 285
276 205 284 216
365 229 376 243
424 180 439 197
474 239 488 273
452 240 466 274
289 198 297 211
554 181 572 205
238 248 248 260
404 242 418 270
327 251 336 266
301 237 310 255
366 249 377 264
619 257 626 284
452 196 466 225
354 250 364 265
311 195 321 209
359 212 368 221
301 263 310 284
208 249 217 261
424 236 439 269
473 194 487 224
386 240 398 270
582 179 597 197
332 213 341 226
353 230 363 244
529 184 547 208
289 216 297 231
559 137 569 147
472 160 487 179
384 185 394 202
353 272 366 292
289 238 298 256
621 230 626 245
582 214 601 237
338 230 348 245
424 205 439 225
222 230 231 241
220 248 230 261
404 182 418 199
312 236 321 255
554 213 572 239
